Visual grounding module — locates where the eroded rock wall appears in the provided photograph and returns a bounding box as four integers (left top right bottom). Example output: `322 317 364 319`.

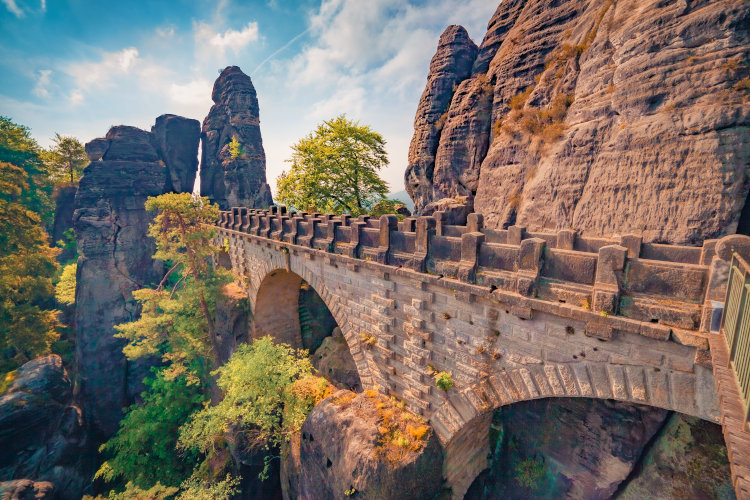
407 0 750 244
74 119 199 439
200 66 274 210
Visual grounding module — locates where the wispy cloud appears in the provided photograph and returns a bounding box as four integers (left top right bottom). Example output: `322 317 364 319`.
39 0 45 13
32 69 52 98
69 89 83 106
195 21 259 54
66 47 141 91
156 25 175 38
2 0 23 17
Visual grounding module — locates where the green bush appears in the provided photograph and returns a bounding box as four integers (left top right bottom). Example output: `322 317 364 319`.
434 371 454 391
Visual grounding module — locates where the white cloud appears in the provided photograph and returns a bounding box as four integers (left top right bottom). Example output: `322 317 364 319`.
195 21 259 54
67 47 141 90
40 0 45 12
168 78 212 105
156 25 175 38
32 69 52 98
69 89 84 106
2 0 23 17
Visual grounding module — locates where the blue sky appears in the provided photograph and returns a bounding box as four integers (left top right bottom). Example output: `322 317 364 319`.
0 0 497 194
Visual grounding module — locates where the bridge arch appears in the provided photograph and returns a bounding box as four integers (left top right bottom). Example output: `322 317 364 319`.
232 242 375 389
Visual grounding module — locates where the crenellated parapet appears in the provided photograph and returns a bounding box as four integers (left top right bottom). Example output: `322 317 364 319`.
216 206 730 348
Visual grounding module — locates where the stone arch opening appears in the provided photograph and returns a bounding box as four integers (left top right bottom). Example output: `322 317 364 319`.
457 398 732 500
253 269 361 391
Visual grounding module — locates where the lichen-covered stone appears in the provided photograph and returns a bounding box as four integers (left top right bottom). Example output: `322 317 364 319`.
282 390 444 500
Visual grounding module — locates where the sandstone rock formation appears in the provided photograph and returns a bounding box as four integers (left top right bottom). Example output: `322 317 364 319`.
0 356 89 499
74 119 199 439
465 398 670 499
151 114 201 193
311 328 361 392
282 390 445 500
201 66 273 210
616 413 734 499
407 0 750 244
405 25 478 215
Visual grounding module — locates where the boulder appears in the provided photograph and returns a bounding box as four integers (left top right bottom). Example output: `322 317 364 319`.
311 329 361 392
0 356 89 500
282 390 445 500
0 480 54 500
200 66 274 210
407 0 750 244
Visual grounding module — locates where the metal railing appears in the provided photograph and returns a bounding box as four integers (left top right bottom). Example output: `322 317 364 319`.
720 253 750 427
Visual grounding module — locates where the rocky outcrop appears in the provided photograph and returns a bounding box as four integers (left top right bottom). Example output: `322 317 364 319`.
404 26 477 215
74 120 199 439
311 328 361 392
0 356 89 499
151 114 201 193
214 283 250 365
465 398 670 499
282 390 444 500
0 480 54 500
616 413 734 499
51 183 77 262
200 66 273 210
407 0 750 244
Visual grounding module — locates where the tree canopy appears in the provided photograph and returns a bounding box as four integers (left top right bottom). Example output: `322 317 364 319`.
276 115 389 216
0 116 54 227
0 161 60 372
43 133 88 184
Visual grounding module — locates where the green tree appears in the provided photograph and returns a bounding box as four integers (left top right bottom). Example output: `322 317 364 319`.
0 162 60 372
177 336 331 479
96 369 209 489
0 116 54 227
114 193 230 382
276 115 389 216
55 261 77 306
43 133 88 184
228 136 242 159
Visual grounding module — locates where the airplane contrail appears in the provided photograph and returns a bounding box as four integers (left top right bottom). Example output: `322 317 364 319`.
251 27 311 76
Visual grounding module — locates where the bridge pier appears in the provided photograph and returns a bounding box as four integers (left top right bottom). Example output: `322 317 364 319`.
442 411 492 499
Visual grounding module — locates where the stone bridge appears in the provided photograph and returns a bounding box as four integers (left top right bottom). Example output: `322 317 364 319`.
216 207 747 499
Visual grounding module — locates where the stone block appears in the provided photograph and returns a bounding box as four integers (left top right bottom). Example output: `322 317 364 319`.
556 229 576 250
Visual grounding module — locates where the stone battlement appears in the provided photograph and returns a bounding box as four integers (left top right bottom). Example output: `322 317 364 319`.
217 206 727 348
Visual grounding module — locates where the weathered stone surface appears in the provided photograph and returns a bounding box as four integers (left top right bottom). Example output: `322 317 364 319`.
282 390 444 500
74 119 198 439
0 480 54 500
311 328 361 392
214 283 250 365
0 356 89 500
51 183 77 262
405 25 478 214
200 66 273 210
617 413 734 500
464 398 669 499
408 0 750 244
151 114 200 193
84 138 108 162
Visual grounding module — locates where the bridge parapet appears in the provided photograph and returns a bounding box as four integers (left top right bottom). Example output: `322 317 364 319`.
217 207 727 347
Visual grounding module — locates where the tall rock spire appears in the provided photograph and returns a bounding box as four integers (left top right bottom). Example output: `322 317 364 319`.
200 66 273 210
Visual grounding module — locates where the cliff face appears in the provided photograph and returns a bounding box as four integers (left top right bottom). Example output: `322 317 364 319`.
200 66 274 210
74 118 199 438
407 0 750 244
